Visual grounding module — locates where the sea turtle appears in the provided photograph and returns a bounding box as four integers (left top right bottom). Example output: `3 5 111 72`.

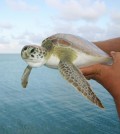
21 33 112 108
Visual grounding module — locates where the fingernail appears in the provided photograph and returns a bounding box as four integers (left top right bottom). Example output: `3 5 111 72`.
110 51 115 56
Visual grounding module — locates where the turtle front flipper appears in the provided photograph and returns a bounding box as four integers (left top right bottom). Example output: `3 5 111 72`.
58 61 104 108
21 65 32 88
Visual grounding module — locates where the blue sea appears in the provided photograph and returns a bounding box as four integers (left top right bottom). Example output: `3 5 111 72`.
0 54 119 134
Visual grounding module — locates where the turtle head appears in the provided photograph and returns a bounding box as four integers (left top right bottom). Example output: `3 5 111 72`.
21 45 47 67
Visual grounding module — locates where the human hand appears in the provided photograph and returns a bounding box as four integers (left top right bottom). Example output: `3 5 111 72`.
81 51 120 117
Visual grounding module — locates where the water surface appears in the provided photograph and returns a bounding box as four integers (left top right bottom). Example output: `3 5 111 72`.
0 54 119 134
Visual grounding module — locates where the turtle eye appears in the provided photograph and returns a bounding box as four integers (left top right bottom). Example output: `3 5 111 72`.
30 48 35 53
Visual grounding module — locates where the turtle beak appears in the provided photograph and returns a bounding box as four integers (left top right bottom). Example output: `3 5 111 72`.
21 46 29 59
21 51 29 59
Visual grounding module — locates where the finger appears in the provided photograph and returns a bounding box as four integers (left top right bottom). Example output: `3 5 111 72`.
80 66 95 76
85 74 95 80
80 64 101 76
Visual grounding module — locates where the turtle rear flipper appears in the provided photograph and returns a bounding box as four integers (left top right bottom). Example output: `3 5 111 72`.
21 65 32 88
58 60 104 108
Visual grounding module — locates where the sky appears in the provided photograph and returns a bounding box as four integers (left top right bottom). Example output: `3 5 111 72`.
0 0 120 53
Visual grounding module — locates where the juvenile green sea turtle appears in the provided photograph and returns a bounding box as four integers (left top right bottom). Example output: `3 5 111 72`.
21 33 112 108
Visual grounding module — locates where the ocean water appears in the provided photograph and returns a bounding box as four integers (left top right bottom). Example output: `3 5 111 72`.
0 54 119 134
